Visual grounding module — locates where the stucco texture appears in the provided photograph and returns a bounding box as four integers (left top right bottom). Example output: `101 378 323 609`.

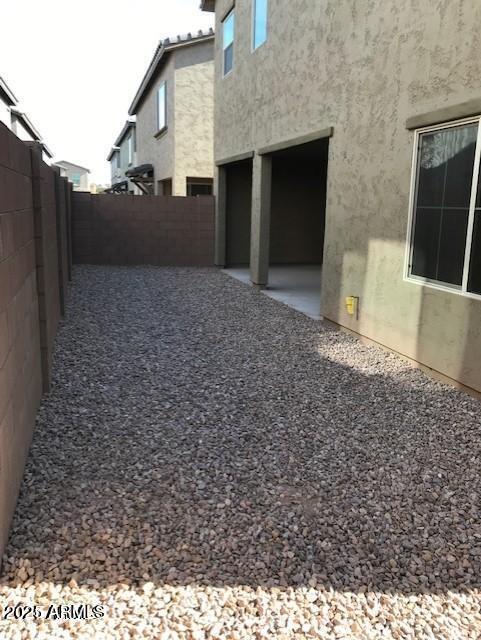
136 55 176 194
135 41 214 196
212 0 481 392
174 42 215 196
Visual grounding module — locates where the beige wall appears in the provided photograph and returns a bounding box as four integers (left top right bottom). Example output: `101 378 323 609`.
136 55 176 194
174 41 214 196
211 0 481 392
136 41 214 196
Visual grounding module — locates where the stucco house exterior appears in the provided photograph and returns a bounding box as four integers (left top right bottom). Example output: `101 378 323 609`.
0 75 53 161
128 29 215 196
107 120 139 194
53 161 90 191
202 0 481 394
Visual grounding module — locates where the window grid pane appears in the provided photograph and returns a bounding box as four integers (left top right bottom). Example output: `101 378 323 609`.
223 11 234 75
158 83 166 130
253 0 268 49
410 121 478 288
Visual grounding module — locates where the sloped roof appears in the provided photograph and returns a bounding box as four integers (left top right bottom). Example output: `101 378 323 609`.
200 0 215 11
0 76 18 106
107 120 136 161
128 29 214 115
54 160 90 173
10 107 53 158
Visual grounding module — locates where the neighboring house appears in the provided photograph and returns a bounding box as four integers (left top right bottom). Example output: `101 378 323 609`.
0 75 53 161
202 0 481 394
53 161 90 191
127 29 214 196
107 120 140 194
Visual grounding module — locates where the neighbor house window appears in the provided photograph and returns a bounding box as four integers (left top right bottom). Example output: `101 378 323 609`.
128 135 133 165
186 177 213 196
223 10 235 76
253 0 268 49
157 82 167 131
407 117 481 296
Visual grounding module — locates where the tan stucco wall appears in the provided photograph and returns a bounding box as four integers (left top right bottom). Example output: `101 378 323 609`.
212 0 481 392
136 41 214 196
136 55 176 194
174 42 214 196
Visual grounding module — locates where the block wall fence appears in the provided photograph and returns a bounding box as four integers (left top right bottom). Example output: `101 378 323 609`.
71 193 215 266
0 123 72 560
0 127 215 560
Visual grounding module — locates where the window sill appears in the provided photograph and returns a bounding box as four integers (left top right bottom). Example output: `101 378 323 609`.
154 126 168 140
404 275 481 301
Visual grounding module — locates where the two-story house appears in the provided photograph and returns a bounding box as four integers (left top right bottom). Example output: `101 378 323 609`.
0 75 53 161
53 161 90 191
202 0 481 394
107 120 139 194
127 29 215 196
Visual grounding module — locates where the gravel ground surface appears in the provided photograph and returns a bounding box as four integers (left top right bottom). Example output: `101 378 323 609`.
1 265 481 639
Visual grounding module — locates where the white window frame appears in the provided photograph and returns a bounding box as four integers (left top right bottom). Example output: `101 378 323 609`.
157 82 167 132
252 0 268 51
404 115 481 301
222 10 235 77
128 135 133 165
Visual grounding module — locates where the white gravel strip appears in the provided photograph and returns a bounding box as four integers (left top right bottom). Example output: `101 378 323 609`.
1 265 481 639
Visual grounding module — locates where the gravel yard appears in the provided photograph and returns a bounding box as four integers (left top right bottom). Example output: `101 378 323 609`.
1 264 481 639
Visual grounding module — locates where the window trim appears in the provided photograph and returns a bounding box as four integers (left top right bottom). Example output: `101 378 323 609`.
127 135 133 166
156 81 167 134
404 114 481 301
252 0 268 52
222 9 235 77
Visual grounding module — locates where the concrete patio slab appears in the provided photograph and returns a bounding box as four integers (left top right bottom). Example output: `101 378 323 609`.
225 264 322 319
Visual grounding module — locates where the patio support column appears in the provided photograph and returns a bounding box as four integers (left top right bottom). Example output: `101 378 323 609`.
214 165 227 266
250 153 272 288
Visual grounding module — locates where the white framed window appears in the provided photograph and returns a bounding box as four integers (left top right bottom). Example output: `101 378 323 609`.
253 0 268 50
405 116 481 298
157 82 167 131
128 135 133 165
222 10 235 76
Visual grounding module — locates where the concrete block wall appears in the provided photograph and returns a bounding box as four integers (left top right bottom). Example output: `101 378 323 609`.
0 125 70 559
72 193 215 266
54 173 70 315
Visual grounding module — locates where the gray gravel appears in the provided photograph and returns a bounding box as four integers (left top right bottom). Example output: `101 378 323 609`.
1 264 481 639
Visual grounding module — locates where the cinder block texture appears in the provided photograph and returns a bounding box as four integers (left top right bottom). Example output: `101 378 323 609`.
0 127 70 561
29 145 61 391
0 126 42 557
72 194 215 266
54 174 69 314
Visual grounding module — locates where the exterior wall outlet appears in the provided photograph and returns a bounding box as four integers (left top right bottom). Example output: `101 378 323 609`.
345 296 359 319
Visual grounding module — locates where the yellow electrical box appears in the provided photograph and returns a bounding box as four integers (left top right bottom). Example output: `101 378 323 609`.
345 296 359 318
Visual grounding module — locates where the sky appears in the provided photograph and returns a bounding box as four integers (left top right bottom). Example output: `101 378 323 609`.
0 0 214 184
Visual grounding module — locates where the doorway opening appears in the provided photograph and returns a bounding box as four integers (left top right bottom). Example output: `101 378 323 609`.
266 137 329 319
224 157 253 267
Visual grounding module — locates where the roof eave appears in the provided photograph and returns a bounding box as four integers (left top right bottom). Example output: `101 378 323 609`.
107 146 120 162
11 108 42 142
113 120 136 147
0 76 18 106
54 161 90 173
200 0 215 11
128 31 215 115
